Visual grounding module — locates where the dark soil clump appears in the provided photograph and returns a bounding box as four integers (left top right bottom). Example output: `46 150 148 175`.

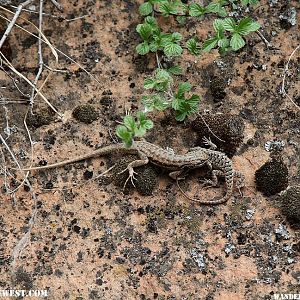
72 104 99 124
26 108 55 129
278 186 300 228
112 155 157 196
191 113 244 157
255 158 289 196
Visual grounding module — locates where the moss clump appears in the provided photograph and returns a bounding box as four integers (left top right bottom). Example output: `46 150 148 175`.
255 159 288 196
278 186 300 227
26 108 55 128
191 113 244 157
72 104 99 124
112 155 157 196
210 76 227 102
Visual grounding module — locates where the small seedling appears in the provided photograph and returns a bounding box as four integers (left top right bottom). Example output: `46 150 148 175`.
136 16 183 57
142 68 200 121
116 113 154 147
186 37 201 55
172 82 200 121
203 17 260 53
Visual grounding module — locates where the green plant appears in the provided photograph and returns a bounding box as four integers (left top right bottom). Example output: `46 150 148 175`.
223 17 260 50
186 37 201 55
116 113 154 148
172 82 200 121
117 0 261 147
136 16 183 57
142 69 200 121
138 0 164 16
203 17 260 53
240 0 258 5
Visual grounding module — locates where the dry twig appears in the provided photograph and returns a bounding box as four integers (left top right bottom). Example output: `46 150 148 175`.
280 44 300 111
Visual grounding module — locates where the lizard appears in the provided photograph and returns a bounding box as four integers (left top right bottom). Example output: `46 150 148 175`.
16 139 244 205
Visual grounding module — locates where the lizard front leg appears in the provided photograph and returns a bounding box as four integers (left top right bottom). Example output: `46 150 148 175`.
202 137 217 150
120 151 149 188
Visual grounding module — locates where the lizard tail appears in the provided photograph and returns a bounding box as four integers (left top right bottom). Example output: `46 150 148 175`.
15 143 127 171
177 162 235 205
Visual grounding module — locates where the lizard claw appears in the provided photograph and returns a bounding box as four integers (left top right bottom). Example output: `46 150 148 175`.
122 167 138 190
202 136 217 150
199 178 216 188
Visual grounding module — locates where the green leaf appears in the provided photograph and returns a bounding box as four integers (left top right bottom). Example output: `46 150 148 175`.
145 69 172 92
116 125 133 148
176 16 186 25
134 127 147 137
171 97 181 110
167 65 183 75
237 17 260 35
158 2 178 16
171 32 182 42
241 0 258 5
139 2 153 16
144 77 156 89
186 94 200 107
149 41 159 52
175 110 187 122
189 3 207 17
136 42 150 55
136 23 153 40
206 2 227 17
150 0 167 3
230 33 245 50
142 94 170 111
160 33 173 47
213 19 224 33
164 43 183 57
141 119 154 129
186 38 201 55
217 37 229 48
135 112 154 136
202 37 219 52
123 115 136 131
177 82 191 97
144 16 158 27
222 18 236 32
156 68 172 82
174 93 200 121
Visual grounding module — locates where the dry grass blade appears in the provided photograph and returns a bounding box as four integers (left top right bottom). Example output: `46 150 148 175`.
281 44 300 111
0 6 102 85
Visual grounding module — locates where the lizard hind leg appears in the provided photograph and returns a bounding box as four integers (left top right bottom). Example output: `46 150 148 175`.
200 169 223 188
169 168 189 181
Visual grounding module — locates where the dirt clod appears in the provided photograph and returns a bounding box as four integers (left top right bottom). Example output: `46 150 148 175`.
72 104 99 124
191 113 245 157
255 158 289 196
26 108 55 128
209 76 227 102
278 186 300 227
112 155 157 195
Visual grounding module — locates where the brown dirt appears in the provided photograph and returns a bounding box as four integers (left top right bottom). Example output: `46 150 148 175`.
0 0 300 299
